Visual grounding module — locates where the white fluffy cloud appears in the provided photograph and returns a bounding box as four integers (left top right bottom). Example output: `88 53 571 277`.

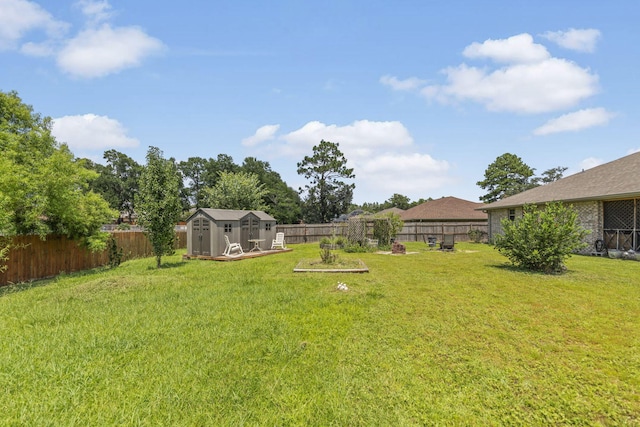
533 108 615 135
57 24 164 78
541 28 601 53
242 124 280 147
1 0 163 78
385 32 600 115
0 0 68 50
243 120 453 201
462 33 550 64
52 114 139 151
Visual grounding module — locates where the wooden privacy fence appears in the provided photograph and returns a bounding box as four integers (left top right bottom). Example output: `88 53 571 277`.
276 221 488 244
1 231 187 286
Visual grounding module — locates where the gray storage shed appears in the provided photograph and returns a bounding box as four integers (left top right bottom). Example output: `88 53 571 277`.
186 208 277 257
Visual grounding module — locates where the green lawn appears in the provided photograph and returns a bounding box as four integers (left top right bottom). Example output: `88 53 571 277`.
1 243 639 425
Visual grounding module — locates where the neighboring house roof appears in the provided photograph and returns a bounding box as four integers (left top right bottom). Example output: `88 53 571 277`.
399 196 487 221
481 151 640 211
187 208 276 222
377 207 405 216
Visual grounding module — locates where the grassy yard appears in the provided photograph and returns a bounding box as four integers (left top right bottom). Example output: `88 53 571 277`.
1 242 639 425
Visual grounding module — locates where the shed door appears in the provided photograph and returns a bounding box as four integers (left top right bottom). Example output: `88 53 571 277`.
192 218 211 256
240 216 260 250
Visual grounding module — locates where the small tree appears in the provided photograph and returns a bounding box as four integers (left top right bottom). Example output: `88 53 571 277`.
136 147 182 268
494 202 589 274
372 212 404 248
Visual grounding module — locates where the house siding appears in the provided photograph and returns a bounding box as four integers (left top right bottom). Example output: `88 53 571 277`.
488 201 601 254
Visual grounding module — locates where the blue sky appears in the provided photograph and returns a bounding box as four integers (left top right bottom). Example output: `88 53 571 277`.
2 0 639 204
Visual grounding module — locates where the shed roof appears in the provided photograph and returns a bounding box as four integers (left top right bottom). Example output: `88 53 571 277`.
481 151 640 211
188 208 276 222
399 196 487 221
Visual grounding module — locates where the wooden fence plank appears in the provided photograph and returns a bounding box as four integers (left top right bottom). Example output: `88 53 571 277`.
1 231 186 286
276 221 487 245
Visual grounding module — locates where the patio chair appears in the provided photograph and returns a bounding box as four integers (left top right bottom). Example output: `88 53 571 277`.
271 232 286 250
440 234 455 251
223 235 244 257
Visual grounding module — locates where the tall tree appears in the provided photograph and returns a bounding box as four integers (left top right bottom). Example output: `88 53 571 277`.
535 166 568 185
136 146 182 268
0 90 115 250
384 193 412 210
88 149 142 222
240 157 302 223
477 153 536 203
297 140 355 223
203 171 268 211
178 156 209 209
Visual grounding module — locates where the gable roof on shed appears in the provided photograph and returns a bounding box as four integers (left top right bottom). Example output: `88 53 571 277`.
187 208 276 222
399 196 487 221
481 151 640 211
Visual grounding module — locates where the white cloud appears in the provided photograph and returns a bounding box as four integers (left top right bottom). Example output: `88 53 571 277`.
354 152 453 198
579 157 603 171
533 108 615 135
462 33 550 64
57 24 164 78
242 124 280 147
0 0 68 50
385 32 600 115
380 75 426 91
541 28 601 53
75 0 113 25
52 114 139 151
1 0 163 78
281 120 414 158
424 58 598 113
420 34 598 114
244 119 453 202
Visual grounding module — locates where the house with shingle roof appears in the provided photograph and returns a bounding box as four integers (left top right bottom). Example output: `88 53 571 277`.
398 197 488 243
480 151 640 253
400 196 487 222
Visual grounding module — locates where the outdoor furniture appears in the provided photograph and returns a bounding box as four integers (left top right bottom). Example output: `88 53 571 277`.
440 234 455 251
248 238 265 252
223 235 244 257
423 235 437 248
271 232 286 250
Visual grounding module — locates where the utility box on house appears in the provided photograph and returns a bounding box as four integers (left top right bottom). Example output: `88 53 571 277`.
186 208 277 257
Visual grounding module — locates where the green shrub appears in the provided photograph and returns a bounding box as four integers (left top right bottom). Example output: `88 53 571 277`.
319 247 338 264
468 228 488 243
494 202 589 274
107 235 123 268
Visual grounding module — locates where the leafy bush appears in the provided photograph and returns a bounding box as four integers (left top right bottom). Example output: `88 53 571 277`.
494 202 589 274
319 247 338 264
372 213 404 247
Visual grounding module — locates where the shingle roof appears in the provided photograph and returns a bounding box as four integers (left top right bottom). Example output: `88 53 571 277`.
481 151 640 210
377 207 405 215
189 208 276 222
399 196 487 221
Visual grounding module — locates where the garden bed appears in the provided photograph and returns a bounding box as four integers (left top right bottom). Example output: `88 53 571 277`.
293 258 368 273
